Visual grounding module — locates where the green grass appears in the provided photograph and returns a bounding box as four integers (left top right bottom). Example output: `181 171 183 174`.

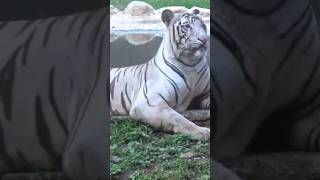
110 118 210 180
110 0 210 10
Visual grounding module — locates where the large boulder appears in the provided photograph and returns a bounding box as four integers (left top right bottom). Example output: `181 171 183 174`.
158 6 188 14
125 1 156 16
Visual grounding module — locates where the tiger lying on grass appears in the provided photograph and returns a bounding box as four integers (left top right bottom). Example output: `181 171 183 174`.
110 9 210 140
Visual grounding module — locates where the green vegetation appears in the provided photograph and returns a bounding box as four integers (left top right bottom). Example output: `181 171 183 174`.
110 118 210 180
110 0 210 10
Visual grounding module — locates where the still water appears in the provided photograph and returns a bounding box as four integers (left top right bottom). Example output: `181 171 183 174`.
110 33 210 68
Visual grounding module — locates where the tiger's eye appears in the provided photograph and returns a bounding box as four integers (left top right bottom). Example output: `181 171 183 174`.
184 24 191 29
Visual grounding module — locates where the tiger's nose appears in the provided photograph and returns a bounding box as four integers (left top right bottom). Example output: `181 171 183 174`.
198 37 208 44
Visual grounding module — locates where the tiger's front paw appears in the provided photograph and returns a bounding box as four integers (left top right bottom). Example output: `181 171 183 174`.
191 126 210 140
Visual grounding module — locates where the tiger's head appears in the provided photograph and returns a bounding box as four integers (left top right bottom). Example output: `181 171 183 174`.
161 9 208 62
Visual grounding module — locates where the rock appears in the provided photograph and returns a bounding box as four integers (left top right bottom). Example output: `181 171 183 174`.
190 7 210 17
111 155 120 163
110 5 119 15
158 6 188 14
125 33 155 45
180 152 196 159
125 1 155 16
181 110 210 121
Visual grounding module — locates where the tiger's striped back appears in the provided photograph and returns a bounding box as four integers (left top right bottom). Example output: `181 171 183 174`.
110 64 146 115
0 9 107 179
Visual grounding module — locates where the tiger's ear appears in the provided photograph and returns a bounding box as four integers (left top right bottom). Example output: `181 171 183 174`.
161 9 174 26
192 9 200 15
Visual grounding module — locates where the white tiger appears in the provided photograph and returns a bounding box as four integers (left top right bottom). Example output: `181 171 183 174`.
110 9 210 140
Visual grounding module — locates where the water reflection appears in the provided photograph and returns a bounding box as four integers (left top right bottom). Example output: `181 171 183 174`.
110 33 210 68
110 33 119 43
125 33 155 45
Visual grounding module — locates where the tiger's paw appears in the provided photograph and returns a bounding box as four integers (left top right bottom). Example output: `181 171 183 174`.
190 126 210 140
